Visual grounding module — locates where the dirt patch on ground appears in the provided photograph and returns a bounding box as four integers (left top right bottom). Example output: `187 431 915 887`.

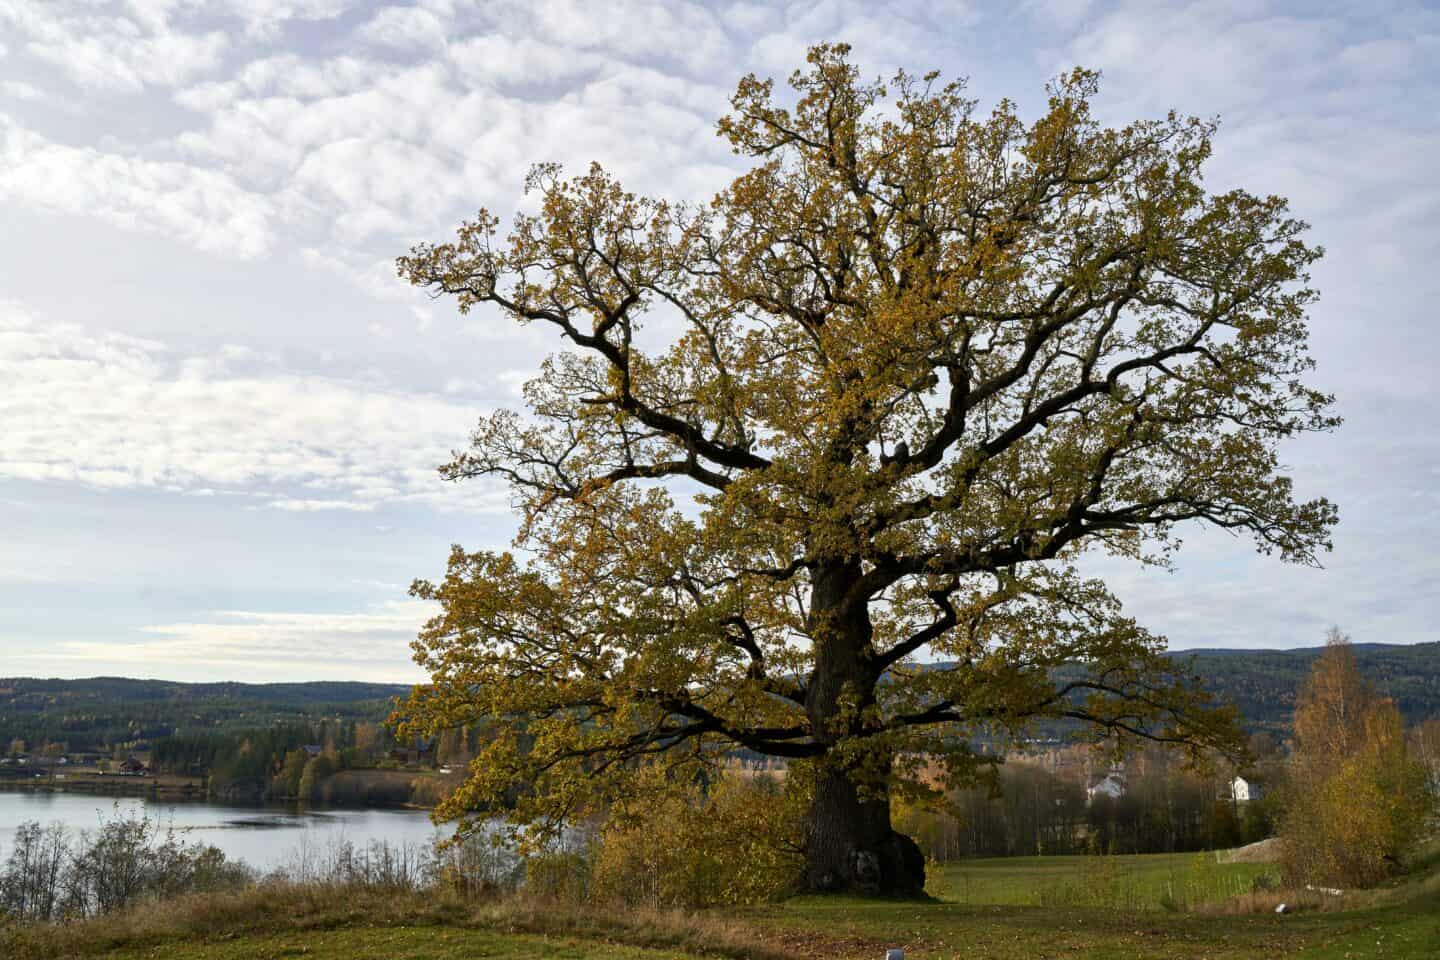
761 928 897 959
1218 837 1282 864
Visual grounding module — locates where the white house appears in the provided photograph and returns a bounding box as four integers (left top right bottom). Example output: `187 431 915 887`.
1230 776 1259 803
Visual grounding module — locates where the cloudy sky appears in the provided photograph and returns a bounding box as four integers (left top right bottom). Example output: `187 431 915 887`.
0 0 1435 683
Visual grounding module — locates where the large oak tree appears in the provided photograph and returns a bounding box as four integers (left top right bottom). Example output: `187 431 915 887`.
395 45 1337 896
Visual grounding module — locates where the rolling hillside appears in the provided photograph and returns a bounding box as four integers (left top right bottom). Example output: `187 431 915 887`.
0 677 409 753
2 641 1436 752
1177 641 1440 732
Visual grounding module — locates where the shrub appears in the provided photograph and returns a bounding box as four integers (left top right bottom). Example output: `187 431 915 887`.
585 768 805 908
432 830 524 895
0 809 251 923
0 823 68 922
524 850 592 902
1278 630 1432 888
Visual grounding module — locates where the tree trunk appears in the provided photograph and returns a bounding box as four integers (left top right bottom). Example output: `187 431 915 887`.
804 760 926 896
802 561 926 897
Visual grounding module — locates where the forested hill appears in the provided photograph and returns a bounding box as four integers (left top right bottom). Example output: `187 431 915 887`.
3 641 1437 753
1173 641 1440 732
1 677 410 707
0 677 410 753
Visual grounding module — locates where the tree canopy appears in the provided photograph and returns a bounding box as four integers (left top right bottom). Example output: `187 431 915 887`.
395 44 1337 896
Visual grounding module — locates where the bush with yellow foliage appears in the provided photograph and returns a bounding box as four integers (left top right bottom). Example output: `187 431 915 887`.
1278 629 1431 888
585 767 806 908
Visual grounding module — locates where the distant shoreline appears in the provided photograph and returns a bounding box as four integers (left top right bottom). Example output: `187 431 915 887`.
0 775 435 812
0 770 205 803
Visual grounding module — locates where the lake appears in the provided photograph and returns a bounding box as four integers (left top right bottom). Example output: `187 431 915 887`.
0 789 450 874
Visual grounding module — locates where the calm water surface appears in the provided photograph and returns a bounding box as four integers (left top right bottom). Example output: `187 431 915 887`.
0 789 447 873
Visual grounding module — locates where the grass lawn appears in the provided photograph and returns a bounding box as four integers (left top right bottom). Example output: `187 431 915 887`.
1291 900 1440 960
740 849 1440 959
73 902 1440 960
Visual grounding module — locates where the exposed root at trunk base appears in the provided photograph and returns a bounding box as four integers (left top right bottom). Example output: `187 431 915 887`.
805 830 926 898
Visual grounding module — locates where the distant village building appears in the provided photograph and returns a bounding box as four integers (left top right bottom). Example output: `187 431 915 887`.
118 756 148 776
1229 776 1259 803
390 738 434 766
302 744 324 758
1086 769 1126 803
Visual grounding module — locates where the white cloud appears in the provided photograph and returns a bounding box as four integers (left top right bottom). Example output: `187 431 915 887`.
3 0 999 289
357 3 452 51
1021 0 1094 31
0 80 46 101
270 498 379 512
298 247 410 302
164 46 737 260
0 1 362 94
1061 7 1341 118
0 0 1437 677
0 0 228 93
144 600 432 637
0 117 273 259
0 302 502 512
290 135 463 242
175 54 382 111
220 0 354 37
446 33 602 89
513 0 730 72
45 599 434 680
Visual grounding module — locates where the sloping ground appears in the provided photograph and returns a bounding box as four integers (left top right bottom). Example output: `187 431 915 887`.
749 897 1352 959
5 851 1438 960
75 896 1438 960
1219 837 1283 864
1291 902 1440 960
0 887 789 960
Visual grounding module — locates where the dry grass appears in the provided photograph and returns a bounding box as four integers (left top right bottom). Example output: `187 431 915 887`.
1192 887 1340 916
8 841 1438 959
466 896 789 958
1 882 788 960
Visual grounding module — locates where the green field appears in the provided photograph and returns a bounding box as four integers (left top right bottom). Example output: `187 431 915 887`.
8 850 1438 960
750 850 1440 959
930 851 1278 910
